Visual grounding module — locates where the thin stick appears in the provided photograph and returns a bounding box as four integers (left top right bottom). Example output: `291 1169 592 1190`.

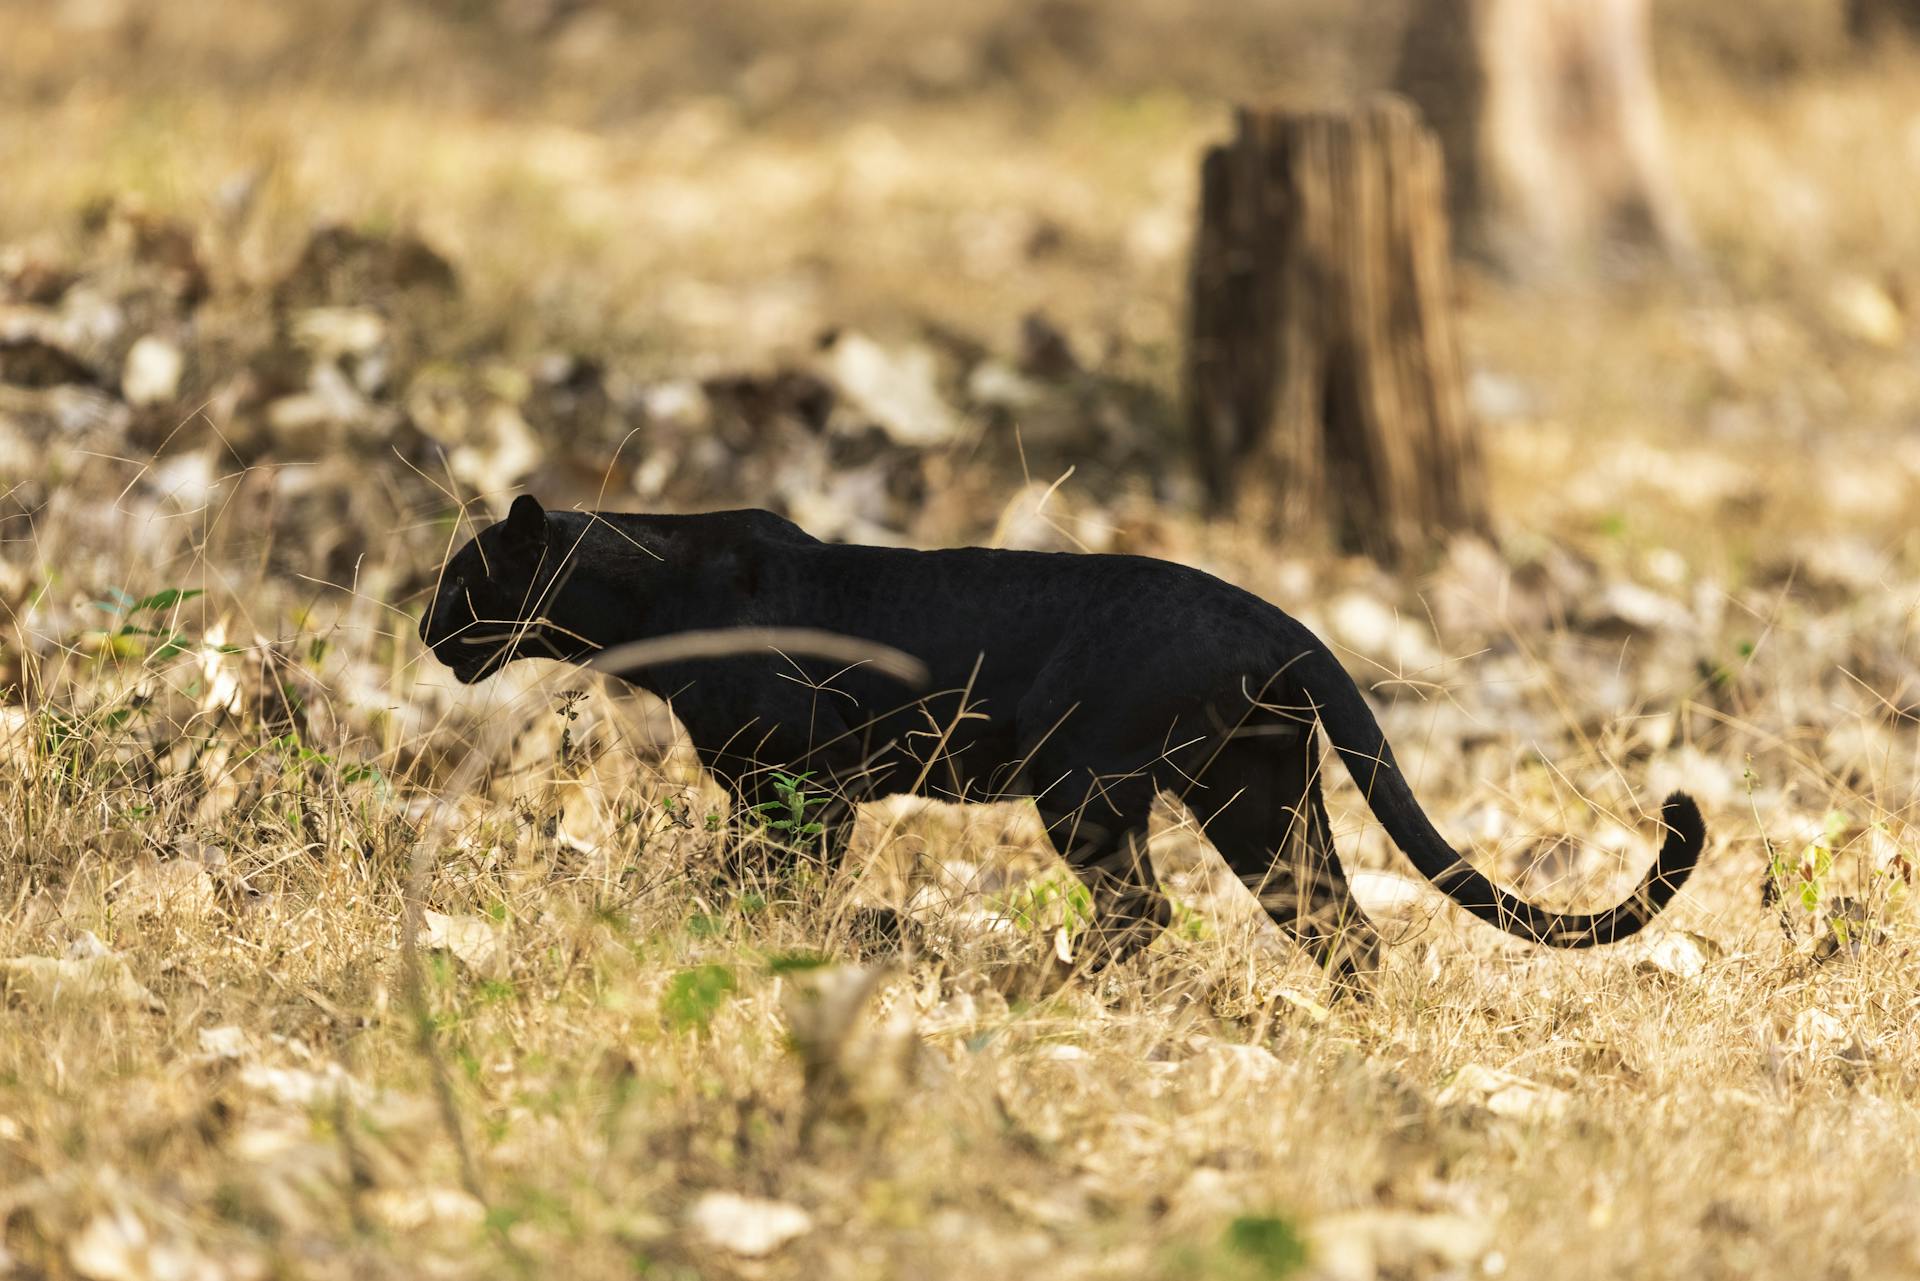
590 628 929 689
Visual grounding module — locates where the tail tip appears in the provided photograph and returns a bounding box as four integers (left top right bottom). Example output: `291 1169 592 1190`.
1658 791 1706 856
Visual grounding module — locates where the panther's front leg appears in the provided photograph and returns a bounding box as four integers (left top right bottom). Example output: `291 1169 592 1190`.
1034 775 1171 971
676 681 871 875
706 755 921 956
1074 826 1173 969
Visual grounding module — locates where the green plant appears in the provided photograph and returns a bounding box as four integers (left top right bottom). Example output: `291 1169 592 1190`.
89 586 208 663
1172 898 1212 942
661 964 738 1034
996 873 1095 938
752 770 827 842
261 733 387 789
1758 799 1913 951
1767 810 1844 919
556 690 586 765
1223 1215 1308 1278
1162 1214 1308 1281
764 949 830 975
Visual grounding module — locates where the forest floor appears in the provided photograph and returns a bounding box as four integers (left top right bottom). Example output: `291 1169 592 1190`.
3 3 1920 1278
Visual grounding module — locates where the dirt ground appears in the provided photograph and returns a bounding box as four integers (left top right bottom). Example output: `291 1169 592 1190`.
3 2 1920 1278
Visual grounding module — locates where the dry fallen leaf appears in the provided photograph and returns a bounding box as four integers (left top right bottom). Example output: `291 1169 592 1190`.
1 953 164 1012
1307 1209 1493 1281
1631 930 1715 980
68 1203 220 1281
1787 1007 1868 1069
1206 965 1331 1024
419 909 506 979
448 401 542 498
686 1191 814 1258
1791 1008 1848 1052
113 859 218 922
1826 273 1904 348
197 1025 252 1060
821 330 958 446
239 1063 368 1109
1329 591 1442 670
1437 1063 1570 1123
1271 987 1332 1023
554 778 616 857
121 334 183 407
1181 1040 1287 1101
1349 869 1430 918
367 1186 487 1233
0 707 32 772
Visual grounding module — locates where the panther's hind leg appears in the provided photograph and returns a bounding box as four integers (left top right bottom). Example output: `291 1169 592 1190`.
1190 734 1382 993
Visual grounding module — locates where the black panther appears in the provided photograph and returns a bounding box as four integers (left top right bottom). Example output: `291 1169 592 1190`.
420 495 1705 984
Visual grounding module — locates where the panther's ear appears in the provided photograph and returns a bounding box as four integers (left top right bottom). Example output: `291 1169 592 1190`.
502 494 549 551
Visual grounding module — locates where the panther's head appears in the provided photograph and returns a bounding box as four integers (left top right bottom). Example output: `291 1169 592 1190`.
420 494 583 684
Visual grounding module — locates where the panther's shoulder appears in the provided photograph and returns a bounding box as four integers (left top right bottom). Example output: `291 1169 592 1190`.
722 508 823 545
570 507 822 550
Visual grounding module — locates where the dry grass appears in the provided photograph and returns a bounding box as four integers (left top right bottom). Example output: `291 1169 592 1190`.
5 2 1920 1278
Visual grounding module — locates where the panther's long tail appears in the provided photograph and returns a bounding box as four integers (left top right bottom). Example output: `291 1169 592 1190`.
1294 639 1705 947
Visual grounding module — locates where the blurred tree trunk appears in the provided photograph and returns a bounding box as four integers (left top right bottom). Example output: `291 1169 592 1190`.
1392 0 1692 272
1848 0 1920 42
1186 97 1486 564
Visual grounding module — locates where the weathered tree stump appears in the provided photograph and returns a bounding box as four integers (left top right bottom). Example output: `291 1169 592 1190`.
1186 96 1486 563
1392 0 1692 271
1849 0 1920 43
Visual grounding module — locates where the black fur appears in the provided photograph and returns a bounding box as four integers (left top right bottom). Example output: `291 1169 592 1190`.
420 497 1706 980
